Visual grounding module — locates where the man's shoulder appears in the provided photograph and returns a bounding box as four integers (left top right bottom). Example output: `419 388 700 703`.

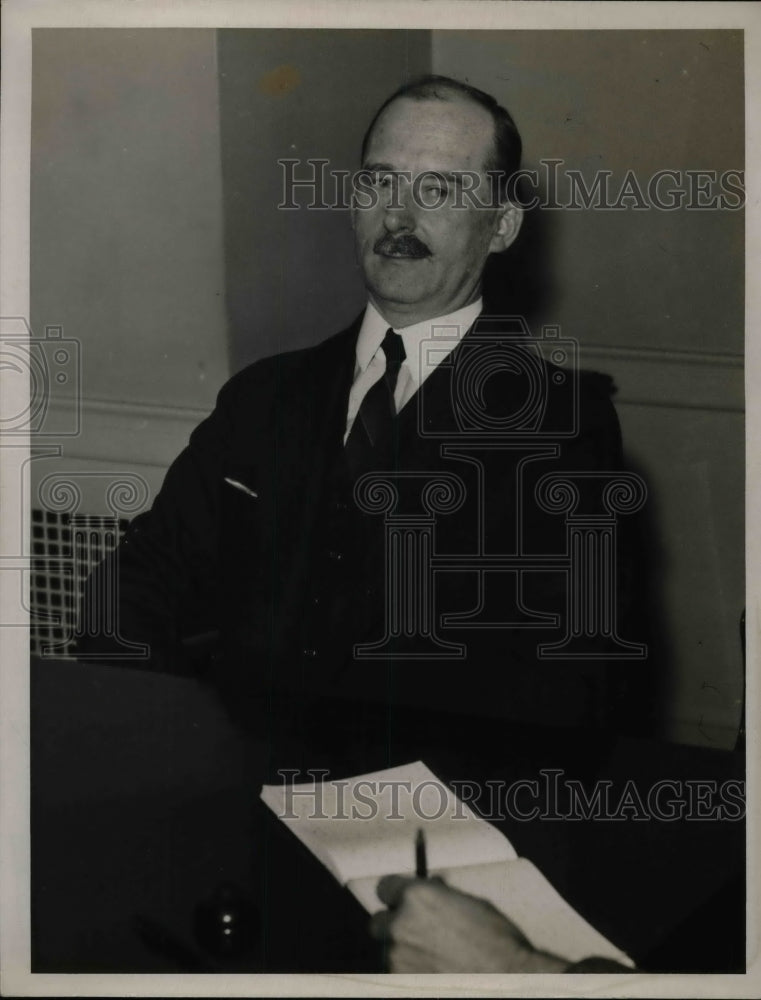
214 316 361 411
466 312 619 433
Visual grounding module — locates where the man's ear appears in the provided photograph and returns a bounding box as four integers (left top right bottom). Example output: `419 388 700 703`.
489 202 523 253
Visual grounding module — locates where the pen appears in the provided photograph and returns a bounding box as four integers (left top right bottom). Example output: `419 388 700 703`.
223 477 258 498
415 828 428 879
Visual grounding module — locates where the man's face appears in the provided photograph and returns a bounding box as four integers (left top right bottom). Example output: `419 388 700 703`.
352 95 521 326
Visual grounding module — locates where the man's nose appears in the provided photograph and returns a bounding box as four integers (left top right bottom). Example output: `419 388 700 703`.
382 181 416 232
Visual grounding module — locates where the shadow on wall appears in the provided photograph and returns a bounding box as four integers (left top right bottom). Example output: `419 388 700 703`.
488 186 672 739
483 178 557 326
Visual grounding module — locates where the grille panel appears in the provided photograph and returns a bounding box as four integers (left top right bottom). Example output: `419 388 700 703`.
30 508 129 658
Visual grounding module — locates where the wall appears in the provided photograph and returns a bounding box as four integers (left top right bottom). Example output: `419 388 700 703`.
434 29 744 353
31 28 230 505
433 30 744 746
216 29 431 370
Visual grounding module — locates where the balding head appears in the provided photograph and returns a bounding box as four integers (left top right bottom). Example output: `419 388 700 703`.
362 75 522 202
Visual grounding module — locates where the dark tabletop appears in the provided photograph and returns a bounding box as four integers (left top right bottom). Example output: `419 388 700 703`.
30 656 744 974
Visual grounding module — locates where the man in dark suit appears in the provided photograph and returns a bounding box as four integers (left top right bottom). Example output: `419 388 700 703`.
72 72 662 974
79 74 648 780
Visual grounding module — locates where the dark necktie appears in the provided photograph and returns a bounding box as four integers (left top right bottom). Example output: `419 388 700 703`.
345 327 406 476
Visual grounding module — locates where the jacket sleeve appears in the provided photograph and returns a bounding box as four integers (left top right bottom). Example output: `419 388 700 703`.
76 373 243 673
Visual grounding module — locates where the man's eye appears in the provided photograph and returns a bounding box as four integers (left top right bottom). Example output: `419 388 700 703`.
373 174 394 188
423 183 448 199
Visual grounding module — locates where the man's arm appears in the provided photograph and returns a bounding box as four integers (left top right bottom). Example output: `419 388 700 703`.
76 373 243 672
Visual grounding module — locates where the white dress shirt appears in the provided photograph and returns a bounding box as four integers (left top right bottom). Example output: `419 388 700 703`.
344 298 483 442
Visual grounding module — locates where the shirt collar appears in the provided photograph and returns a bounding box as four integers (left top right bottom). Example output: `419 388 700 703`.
356 298 483 383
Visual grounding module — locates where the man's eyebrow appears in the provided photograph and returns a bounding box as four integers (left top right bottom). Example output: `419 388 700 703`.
440 171 468 188
360 164 480 187
360 162 401 174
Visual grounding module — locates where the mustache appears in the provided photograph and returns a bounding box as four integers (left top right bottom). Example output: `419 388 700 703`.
373 233 432 259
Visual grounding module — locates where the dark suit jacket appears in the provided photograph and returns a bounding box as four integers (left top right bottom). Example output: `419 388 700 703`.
80 311 651 774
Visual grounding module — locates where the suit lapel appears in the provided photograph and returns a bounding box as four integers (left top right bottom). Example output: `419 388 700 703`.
221 317 360 609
